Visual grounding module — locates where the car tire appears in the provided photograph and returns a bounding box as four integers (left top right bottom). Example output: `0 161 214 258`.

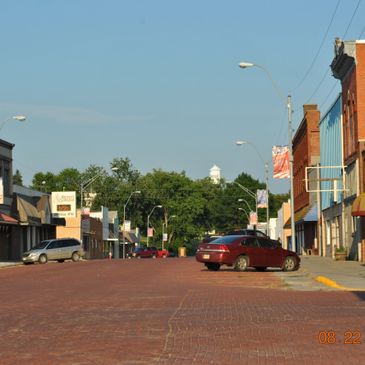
255 267 267 272
162 254 166 258
206 263 221 271
38 254 48 264
282 256 297 272
137 255 141 259
71 252 80 262
152 254 156 259
234 256 248 272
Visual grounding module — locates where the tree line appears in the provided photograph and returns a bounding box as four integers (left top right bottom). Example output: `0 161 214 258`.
14 157 289 254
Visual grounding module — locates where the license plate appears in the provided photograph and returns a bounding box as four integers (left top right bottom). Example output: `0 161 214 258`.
203 254 210 259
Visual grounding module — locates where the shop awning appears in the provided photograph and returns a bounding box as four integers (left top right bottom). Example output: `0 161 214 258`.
15 196 42 226
121 231 139 244
283 203 318 228
0 212 18 225
351 193 365 216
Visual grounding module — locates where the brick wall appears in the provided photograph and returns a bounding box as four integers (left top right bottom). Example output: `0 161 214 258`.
293 107 320 212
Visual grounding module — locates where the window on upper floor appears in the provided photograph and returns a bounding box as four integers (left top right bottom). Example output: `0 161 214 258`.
0 159 11 198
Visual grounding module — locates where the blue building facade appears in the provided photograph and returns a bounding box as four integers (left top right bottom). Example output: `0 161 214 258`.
319 94 343 209
319 94 344 257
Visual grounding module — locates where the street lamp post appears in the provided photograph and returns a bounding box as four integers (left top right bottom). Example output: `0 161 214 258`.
0 115 26 131
238 61 296 252
122 190 141 259
79 166 118 256
147 205 163 247
80 166 119 210
235 140 269 234
230 181 257 214
162 214 176 250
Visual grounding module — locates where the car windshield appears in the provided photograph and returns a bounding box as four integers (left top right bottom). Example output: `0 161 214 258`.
32 240 51 250
208 236 241 244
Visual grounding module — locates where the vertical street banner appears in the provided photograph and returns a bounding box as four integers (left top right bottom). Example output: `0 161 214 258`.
249 211 258 225
147 227 154 237
257 189 268 208
0 177 3 204
272 146 290 178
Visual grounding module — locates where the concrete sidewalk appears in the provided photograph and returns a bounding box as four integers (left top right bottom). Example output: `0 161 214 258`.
299 255 365 291
0 261 22 268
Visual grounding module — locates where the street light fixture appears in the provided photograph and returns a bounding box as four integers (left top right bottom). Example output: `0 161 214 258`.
147 205 163 247
238 61 296 252
238 198 253 212
0 115 27 131
238 207 250 221
122 190 141 259
235 139 269 234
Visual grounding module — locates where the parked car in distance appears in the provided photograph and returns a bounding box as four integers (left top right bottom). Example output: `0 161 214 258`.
201 235 222 243
195 235 300 272
150 247 169 258
225 229 268 238
22 238 84 265
129 246 158 259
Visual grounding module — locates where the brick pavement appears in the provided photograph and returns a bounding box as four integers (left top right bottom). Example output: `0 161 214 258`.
0 258 364 365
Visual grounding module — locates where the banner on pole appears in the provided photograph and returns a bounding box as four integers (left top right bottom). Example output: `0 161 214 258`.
147 227 154 237
272 146 290 179
257 189 268 208
249 211 258 225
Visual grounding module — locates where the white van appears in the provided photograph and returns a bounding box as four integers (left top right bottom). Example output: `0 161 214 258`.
22 238 84 264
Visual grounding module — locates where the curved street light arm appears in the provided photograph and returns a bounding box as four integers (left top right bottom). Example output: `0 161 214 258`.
238 198 253 212
238 207 250 221
240 62 286 107
0 115 27 131
232 181 256 199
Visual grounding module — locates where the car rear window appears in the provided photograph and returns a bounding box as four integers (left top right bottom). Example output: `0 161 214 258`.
208 236 241 244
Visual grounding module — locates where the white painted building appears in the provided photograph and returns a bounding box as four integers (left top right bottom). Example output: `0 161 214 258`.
209 165 221 184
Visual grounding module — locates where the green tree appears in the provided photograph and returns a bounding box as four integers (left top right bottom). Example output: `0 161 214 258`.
13 169 23 186
57 168 81 192
31 172 58 192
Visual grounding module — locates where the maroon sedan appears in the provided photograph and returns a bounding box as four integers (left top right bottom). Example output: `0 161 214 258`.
195 235 300 272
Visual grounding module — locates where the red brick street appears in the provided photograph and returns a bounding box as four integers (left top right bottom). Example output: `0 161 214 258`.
0 258 364 365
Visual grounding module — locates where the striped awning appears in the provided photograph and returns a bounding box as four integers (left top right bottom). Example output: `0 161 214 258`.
351 193 365 216
0 212 18 225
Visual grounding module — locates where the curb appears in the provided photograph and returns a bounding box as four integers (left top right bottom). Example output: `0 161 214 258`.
315 275 365 291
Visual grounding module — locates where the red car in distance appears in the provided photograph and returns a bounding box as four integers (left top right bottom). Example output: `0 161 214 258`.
196 235 300 272
129 246 169 259
130 247 158 259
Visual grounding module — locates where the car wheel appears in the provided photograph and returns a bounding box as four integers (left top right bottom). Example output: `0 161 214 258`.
152 254 156 259
71 252 80 262
38 254 47 264
162 254 166 258
282 256 296 272
206 263 220 271
57 259 65 263
137 255 141 259
234 256 248 271
255 267 267 272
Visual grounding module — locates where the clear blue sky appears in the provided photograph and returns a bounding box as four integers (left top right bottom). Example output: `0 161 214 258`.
1 0 364 193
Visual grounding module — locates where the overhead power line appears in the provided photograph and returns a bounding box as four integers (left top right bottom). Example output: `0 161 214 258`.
343 0 362 39
304 0 362 106
290 0 340 93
